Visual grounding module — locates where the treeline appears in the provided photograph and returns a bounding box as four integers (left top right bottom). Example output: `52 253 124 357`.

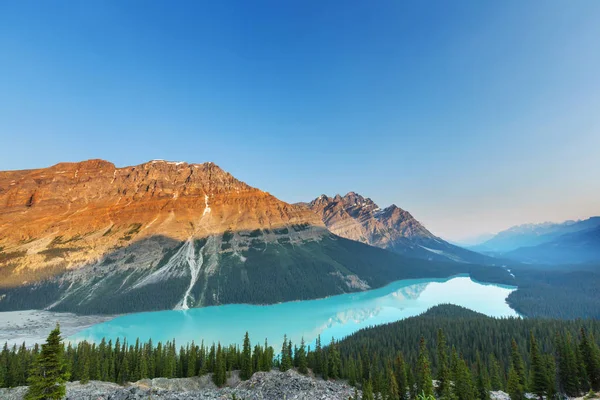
329 305 600 399
2 305 600 400
507 268 600 319
0 331 276 389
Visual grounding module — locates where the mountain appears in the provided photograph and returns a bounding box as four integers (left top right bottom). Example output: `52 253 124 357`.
471 217 600 254
450 232 496 247
305 192 496 265
504 225 600 265
0 160 498 314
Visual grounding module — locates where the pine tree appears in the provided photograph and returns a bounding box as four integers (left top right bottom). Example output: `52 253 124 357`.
322 352 329 380
489 354 503 391
386 362 399 400
348 357 358 387
140 350 148 379
280 335 292 372
452 351 475 400
314 335 322 375
187 342 196 377
436 329 451 398
25 324 70 400
394 353 408 400
507 362 525 400
416 337 434 397
213 344 227 387
576 342 590 392
556 333 579 396
297 338 308 374
529 331 547 399
511 339 527 391
362 380 375 400
328 338 341 379
80 348 90 384
406 366 416 400
580 328 600 390
240 332 253 380
544 354 557 400
475 351 490 400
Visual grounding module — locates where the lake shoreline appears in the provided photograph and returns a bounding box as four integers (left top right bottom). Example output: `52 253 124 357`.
0 274 518 347
0 310 118 347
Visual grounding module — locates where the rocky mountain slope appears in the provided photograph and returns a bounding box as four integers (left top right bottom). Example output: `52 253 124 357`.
305 192 495 264
0 160 491 314
0 369 359 400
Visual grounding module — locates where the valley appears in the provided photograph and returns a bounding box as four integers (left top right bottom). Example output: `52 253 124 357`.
1 159 599 400
67 275 517 350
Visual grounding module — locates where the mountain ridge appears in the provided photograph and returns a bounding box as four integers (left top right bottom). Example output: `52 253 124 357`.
304 192 498 265
0 159 509 314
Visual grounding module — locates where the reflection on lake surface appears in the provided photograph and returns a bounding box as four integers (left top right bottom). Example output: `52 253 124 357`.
70 275 517 349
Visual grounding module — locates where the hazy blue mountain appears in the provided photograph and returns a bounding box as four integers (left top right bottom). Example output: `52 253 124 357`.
471 217 600 254
505 225 600 265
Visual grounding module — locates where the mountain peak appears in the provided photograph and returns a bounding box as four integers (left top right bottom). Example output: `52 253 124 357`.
307 193 492 264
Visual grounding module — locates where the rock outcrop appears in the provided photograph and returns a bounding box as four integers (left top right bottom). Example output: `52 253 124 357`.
306 192 495 264
0 370 359 400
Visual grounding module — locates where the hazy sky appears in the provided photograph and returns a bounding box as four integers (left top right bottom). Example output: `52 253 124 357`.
1 1 599 241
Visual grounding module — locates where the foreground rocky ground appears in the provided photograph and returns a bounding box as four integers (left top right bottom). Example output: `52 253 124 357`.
0 369 359 400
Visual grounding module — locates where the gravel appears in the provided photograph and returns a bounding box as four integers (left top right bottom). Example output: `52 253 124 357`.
0 369 360 400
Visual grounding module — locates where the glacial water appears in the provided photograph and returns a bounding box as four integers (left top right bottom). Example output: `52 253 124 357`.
69 275 518 349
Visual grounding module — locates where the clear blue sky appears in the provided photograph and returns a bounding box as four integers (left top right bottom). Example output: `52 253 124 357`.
1 1 600 241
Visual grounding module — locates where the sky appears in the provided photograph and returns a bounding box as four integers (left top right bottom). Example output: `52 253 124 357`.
1 1 600 242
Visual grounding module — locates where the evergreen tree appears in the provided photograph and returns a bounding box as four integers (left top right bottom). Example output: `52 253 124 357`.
416 337 434 397
240 332 253 380
25 324 69 400
297 338 308 374
280 335 292 372
451 349 475 400
436 329 451 398
348 357 358 387
79 348 90 384
213 344 227 387
328 338 341 379
314 335 322 375
393 353 408 400
575 343 590 392
507 362 525 400
544 354 557 400
475 351 490 400
556 333 579 396
580 328 600 390
322 352 329 380
386 363 399 400
511 339 527 391
187 342 196 377
362 380 375 400
529 331 547 399
489 354 503 391
406 366 416 400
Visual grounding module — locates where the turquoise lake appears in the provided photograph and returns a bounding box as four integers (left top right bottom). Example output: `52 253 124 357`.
69 275 518 349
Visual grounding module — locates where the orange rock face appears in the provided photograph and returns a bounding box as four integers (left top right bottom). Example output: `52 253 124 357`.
0 159 325 287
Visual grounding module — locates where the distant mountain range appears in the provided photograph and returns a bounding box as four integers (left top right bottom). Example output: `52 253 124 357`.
303 192 497 265
0 159 505 314
472 217 600 264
